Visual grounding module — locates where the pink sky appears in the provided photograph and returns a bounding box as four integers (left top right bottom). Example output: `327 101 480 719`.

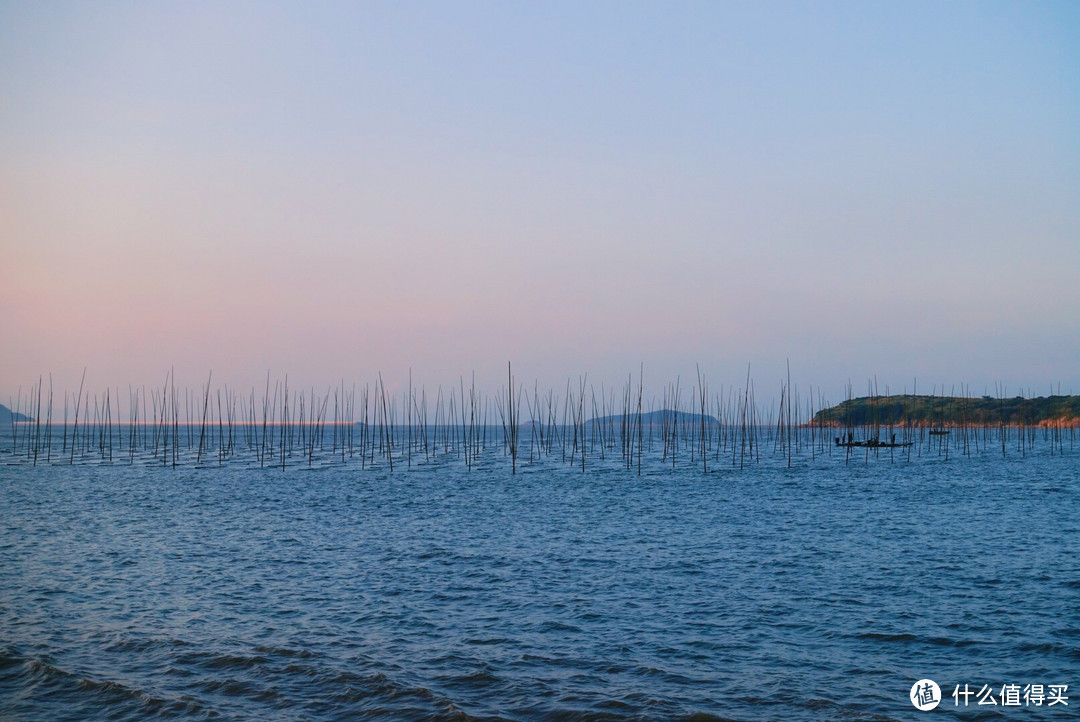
3 2 1078 406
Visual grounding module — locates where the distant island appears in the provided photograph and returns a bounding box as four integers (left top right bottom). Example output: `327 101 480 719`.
0 403 33 425
812 394 1080 428
589 410 720 427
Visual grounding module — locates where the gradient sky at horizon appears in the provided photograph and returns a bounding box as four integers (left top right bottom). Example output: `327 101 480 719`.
2 1 1078 404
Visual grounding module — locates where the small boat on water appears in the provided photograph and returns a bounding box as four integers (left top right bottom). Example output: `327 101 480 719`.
835 433 914 449
929 428 950 436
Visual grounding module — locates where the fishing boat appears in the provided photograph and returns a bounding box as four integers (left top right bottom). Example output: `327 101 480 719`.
835 434 913 449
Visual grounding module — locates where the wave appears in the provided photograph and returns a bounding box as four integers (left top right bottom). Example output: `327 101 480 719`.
0 646 211 721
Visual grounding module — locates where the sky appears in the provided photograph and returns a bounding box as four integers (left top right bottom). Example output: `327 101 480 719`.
2 0 1078 407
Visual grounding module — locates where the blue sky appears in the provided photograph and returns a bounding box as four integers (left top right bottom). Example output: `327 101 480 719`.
2 1 1078 403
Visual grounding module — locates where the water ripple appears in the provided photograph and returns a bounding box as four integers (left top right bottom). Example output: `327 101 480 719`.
1 449 1077 720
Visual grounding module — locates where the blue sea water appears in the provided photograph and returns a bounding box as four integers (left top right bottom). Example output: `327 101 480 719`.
1 433 1078 720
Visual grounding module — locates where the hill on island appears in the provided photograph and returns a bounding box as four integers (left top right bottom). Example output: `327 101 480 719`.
0 403 33 425
812 394 1080 427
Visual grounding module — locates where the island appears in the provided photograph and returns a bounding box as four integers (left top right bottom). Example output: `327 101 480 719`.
811 394 1080 428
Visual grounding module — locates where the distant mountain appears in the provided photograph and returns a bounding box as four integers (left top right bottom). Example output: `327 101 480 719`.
0 403 33 424
589 409 719 427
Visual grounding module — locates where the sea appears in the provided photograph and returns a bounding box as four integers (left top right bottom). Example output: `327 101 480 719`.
1 427 1078 720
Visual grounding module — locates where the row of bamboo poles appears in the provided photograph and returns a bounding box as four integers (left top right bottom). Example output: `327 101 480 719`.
4 367 1076 472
